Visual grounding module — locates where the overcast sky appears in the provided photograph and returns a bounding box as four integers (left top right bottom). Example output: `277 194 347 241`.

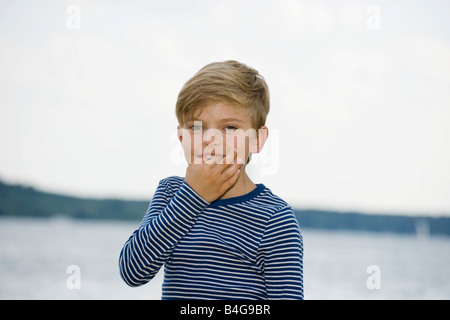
1 0 449 216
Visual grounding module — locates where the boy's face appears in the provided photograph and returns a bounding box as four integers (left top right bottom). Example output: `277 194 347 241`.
177 102 267 165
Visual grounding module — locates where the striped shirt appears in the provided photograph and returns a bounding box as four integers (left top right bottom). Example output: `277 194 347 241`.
119 176 303 300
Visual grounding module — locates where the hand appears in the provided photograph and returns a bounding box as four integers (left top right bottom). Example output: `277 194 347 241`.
184 150 243 203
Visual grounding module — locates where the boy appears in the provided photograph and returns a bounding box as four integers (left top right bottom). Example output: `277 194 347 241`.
119 61 303 300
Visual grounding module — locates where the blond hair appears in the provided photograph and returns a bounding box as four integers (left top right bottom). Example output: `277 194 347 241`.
176 60 270 129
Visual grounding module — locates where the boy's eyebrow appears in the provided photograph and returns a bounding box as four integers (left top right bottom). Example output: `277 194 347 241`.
185 117 246 124
218 117 245 123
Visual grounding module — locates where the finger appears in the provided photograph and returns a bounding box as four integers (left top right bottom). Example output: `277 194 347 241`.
203 154 217 166
216 151 242 175
223 148 245 166
222 160 243 178
222 163 242 188
218 150 237 166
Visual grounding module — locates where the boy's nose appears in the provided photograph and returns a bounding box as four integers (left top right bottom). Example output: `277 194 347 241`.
202 128 223 146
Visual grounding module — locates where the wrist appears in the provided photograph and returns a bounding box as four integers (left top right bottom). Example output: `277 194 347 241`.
183 180 212 204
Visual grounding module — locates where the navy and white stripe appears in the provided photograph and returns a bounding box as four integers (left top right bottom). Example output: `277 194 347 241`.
119 176 303 300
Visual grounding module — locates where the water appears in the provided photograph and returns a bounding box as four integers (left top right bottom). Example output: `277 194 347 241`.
1 216 449 300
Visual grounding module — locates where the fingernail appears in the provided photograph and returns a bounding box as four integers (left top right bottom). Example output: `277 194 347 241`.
237 157 243 164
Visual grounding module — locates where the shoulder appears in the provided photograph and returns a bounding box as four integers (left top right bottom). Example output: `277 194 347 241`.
255 186 300 227
238 184 300 230
257 189 303 252
252 186 293 214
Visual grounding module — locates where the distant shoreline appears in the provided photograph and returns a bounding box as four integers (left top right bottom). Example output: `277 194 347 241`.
1 180 449 237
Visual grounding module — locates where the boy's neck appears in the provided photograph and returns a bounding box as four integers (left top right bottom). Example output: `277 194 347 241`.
218 166 256 200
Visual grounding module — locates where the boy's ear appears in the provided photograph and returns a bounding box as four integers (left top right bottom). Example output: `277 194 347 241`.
250 126 269 154
177 125 183 143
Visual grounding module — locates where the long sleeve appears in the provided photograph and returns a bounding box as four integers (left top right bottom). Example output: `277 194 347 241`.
119 178 209 287
258 206 304 299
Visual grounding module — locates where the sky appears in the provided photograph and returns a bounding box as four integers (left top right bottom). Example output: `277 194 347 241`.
1 0 449 216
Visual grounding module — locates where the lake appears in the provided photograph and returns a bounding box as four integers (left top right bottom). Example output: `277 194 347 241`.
1 216 449 299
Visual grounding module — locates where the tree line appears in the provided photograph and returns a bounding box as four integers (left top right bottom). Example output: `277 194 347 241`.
1 180 449 236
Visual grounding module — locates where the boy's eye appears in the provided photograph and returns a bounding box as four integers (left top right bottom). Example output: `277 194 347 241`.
190 125 202 131
224 126 237 132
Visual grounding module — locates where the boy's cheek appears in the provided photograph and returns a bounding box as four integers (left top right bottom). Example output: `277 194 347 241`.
226 134 251 161
180 135 196 164
230 133 252 150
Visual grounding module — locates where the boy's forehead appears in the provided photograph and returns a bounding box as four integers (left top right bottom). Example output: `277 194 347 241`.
186 102 250 123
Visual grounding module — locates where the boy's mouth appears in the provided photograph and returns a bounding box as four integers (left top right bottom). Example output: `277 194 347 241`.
196 153 224 160
202 154 223 158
